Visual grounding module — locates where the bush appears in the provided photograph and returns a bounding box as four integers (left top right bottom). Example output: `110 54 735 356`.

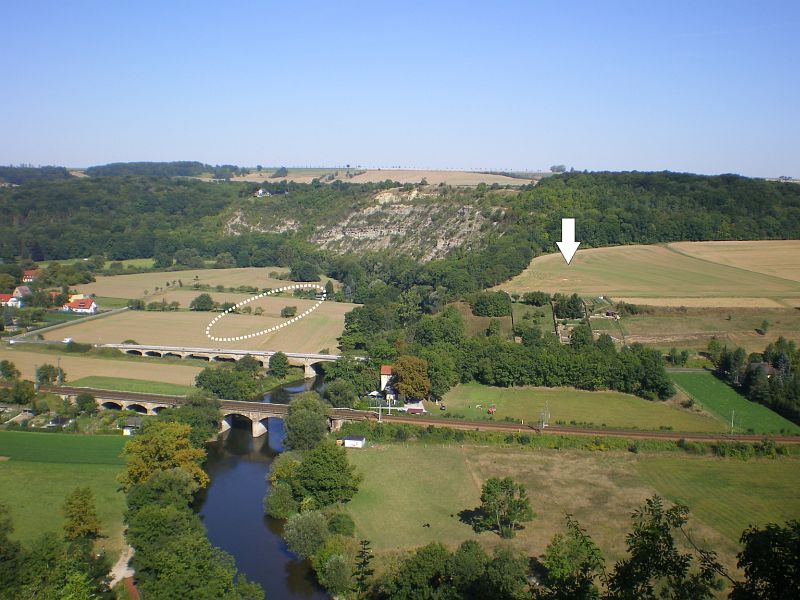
64 341 91 353
264 482 298 519
521 291 551 306
284 511 329 560
326 512 355 537
281 306 297 318
470 291 512 317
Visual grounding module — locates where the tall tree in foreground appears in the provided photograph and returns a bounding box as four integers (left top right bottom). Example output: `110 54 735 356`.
392 355 431 401
283 392 328 451
606 496 721 600
730 520 800 600
63 487 101 542
536 515 604 599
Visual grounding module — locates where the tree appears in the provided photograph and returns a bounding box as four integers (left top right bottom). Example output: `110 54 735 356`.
551 164 567 173
174 248 205 268
0 502 22 594
354 539 375 595
0 273 16 293
393 355 431 401
75 393 97 414
158 391 221 447
325 280 334 299
281 305 297 317
327 512 355 536
0 359 19 381
476 477 534 538
284 511 329 560
126 468 199 514
195 366 260 402
447 540 489 597
606 496 721 600
295 442 361 507
289 262 321 282
730 520 800 600
263 482 298 519
234 355 263 379
538 515 604 599
269 351 290 378
570 324 594 349
63 487 102 542
324 378 357 408
36 363 66 385
320 554 353 596
214 252 236 269
119 421 209 491
189 293 215 311
283 393 328 451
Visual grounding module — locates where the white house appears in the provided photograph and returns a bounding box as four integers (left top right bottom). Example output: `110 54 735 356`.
62 298 97 314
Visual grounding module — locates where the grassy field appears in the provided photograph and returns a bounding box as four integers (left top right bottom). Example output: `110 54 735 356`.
438 382 725 432
0 347 203 386
0 431 127 560
346 444 794 577
452 302 513 339
498 244 800 304
70 376 196 395
589 307 800 352
669 241 800 283
637 456 800 544
669 372 800 434
41 299 354 353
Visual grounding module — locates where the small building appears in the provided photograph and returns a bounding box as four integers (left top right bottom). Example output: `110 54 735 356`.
380 365 394 391
0 294 22 308
121 416 142 436
12 286 31 298
62 298 97 314
68 293 87 302
254 188 271 198
22 269 39 283
46 416 70 428
341 435 366 449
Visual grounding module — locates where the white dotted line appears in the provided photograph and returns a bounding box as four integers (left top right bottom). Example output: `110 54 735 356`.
204 284 327 342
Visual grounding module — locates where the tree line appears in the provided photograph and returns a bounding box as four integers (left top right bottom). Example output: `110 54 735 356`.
708 336 800 424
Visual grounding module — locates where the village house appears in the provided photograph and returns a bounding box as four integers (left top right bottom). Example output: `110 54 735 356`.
22 269 39 283
379 365 397 402
12 286 32 298
62 297 98 314
0 293 23 308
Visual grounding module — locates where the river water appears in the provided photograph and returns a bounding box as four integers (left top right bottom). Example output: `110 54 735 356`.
197 378 329 600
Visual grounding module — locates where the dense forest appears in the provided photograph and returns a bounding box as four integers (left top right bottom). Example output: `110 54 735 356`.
0 165 72 185
84 160 251 179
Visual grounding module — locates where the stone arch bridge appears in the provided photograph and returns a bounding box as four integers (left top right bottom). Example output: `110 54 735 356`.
100 344 350 378
45 385 374 437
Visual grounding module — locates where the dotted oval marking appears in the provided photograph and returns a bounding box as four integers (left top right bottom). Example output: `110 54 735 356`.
205 284 326 343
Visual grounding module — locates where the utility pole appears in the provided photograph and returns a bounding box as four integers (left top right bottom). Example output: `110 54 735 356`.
56 357 62 385
730 409 735 435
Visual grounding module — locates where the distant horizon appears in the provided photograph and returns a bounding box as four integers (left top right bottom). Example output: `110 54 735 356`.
2 161 795 180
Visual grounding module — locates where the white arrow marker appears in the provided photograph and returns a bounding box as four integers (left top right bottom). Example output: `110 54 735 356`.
556 218 581 265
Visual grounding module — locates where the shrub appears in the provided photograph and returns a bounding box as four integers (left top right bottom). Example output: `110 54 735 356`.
264 482 298 519
327 513 355 537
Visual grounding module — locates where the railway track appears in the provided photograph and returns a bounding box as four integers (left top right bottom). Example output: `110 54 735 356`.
5 383 800 444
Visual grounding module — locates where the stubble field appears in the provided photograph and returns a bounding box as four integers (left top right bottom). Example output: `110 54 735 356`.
498 243 800 304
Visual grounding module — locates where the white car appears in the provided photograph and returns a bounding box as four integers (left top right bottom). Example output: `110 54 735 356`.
62 337 73 344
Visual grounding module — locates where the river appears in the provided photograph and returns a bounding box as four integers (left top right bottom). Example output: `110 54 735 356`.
197 378 329 600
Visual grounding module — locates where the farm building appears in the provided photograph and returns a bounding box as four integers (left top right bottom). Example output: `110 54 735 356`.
22 269 39 283
341 435 366 449
62 298 98 314
121 416 142 436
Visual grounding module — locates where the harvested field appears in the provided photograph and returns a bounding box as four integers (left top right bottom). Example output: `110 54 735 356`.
231 169 535 187
0 347 203 386
593 307 800 352
40 300 354 353
498 244 800 302
73 267 296 300
668 240 800 282
615 297 787 308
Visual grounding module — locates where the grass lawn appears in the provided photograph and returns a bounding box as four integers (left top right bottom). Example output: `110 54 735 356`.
669 372 800 434
452 302 513 339
637 456 800 544
346 444 787 578
94 296 131 309
438 382 725 432
70 376 196 396
0 431 127 560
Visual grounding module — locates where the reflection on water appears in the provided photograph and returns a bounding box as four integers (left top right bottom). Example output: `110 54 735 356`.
197 376 328 599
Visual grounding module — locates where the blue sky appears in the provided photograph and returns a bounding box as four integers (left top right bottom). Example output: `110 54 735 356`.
2 1 798 176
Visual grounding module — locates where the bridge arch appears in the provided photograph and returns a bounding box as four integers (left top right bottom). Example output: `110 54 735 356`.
163 352 182 359
101 401 123 410
151 406 168 414
126 403 148 414
125 350 143 356
186 354 210 361
144 350 162 357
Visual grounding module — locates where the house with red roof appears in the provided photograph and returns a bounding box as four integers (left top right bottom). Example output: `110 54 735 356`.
62 297 97 314
0 294 23 308
22 269 39 283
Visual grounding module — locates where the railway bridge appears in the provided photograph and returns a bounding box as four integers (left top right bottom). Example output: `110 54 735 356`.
41 385 373 437
101 344 346 378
